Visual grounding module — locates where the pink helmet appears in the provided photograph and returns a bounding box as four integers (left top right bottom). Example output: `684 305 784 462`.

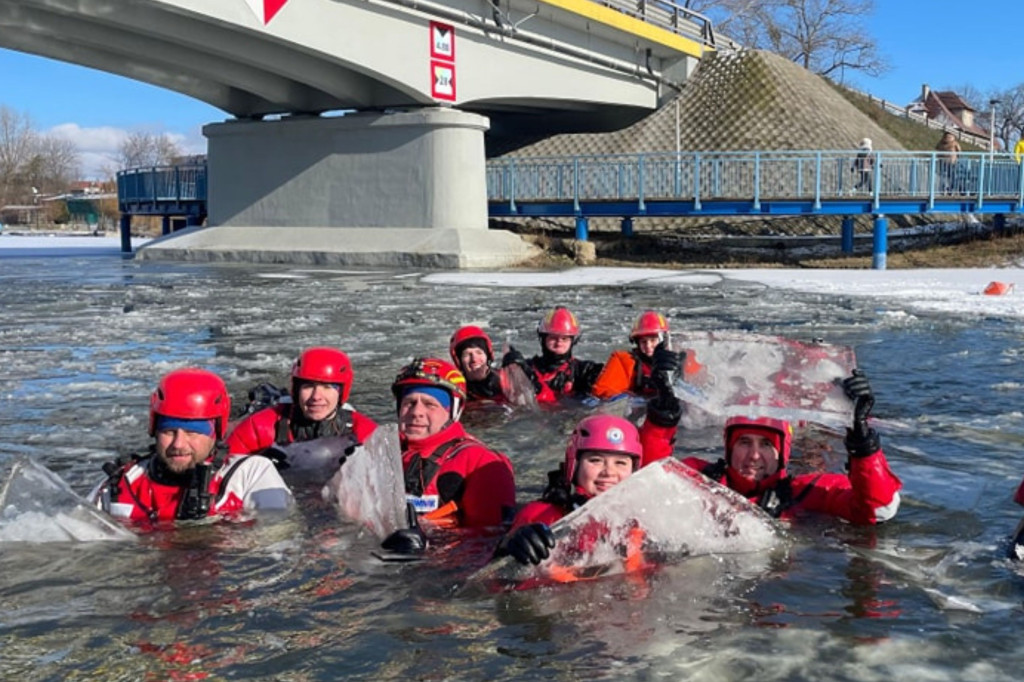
724 415 793 468
564 414 643 486
449 325 495 365
149 368 231 439
629 310 669 343
537 306 580 339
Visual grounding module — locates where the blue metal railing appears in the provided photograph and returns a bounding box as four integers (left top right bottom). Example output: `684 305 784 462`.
117 164 207 209
487 150 1024 216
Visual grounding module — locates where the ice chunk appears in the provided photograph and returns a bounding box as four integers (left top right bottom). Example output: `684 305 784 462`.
322 424 406 539
0 458 136 542
471 458 784 587
672 331 857 429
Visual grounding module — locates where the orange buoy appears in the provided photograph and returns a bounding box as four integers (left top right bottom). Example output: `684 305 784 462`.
983 281 1014 296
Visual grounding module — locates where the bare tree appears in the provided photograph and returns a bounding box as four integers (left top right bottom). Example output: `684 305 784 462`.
691 0 886 80
0 106 38 206
118 131 182 169
32 134 81 193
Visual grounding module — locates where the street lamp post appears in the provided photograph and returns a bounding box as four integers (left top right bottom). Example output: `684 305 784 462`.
989 98 1001 159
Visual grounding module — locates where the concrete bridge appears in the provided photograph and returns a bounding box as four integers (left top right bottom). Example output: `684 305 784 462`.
1 0 714 267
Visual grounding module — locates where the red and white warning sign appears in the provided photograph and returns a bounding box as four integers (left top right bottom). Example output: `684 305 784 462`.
430 21 455 61
430 60 456 101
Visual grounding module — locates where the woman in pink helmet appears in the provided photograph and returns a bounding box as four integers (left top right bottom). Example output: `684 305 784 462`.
495 411 674 566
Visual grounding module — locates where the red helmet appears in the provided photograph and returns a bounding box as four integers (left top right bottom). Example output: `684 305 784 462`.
564 414 643 487
723 415 793 468
391 357 467 421
449 325 495 365
629 310 669 343
292 347 353 403
149 368 231 439
537 306 580 338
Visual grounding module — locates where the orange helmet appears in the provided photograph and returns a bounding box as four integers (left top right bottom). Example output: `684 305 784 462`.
564 414 643 487
149 368 231 439
449 325 495 365
724 415 793 468
537 306 580 338
291 347 353 403
629 310 669 343
391 357 468 421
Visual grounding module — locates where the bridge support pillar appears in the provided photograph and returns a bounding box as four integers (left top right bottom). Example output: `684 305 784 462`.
576 217 590 241
162 216 172 236
841 216 855 254
138 109 537 268
119 214 132 254
872 215 888 270
620 217 634 238
994 213 1006 233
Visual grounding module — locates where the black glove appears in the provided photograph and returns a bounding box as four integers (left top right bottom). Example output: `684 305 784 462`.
842 369 880 457
495 523 556 565
650 343 682 398
381 502 427 555
262 445 291 471
501 346 526 369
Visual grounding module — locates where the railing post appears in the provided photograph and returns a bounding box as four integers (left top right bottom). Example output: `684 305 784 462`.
638 155 646 213
573 158 580 214
813 152 822 210
872 151 881 211
693 153 702 211
872 214 888 270
753 152 761 211
674 151 682 197
841 216 855 253
977 155 986 210
509 159 517 214
927 154 937 210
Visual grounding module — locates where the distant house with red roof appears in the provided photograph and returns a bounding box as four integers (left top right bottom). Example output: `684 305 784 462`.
909 84 991 142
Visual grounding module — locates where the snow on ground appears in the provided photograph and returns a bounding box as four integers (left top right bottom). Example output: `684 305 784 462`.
5 234 1021 319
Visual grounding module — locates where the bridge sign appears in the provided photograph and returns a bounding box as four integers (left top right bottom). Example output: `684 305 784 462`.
431 61 456 101
430 21 455 61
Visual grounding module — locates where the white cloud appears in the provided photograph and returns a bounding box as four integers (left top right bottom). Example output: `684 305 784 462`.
44 122 207 180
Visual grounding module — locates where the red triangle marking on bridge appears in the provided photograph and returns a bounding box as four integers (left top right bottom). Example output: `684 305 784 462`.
265 0 289 24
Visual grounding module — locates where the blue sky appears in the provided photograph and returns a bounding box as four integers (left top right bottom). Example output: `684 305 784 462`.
0 0 1018 178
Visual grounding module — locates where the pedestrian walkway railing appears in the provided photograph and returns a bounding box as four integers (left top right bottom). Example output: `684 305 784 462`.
117 164 207 213
487 150 1024 216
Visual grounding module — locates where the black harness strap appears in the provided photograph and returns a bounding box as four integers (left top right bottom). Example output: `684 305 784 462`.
404 437 475 503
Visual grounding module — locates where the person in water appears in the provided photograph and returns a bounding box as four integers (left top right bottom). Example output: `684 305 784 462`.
449 325 516 404
93 368 293 525
663 369 902 524
503 306 604 403
494 363 684 566
393 357 516 531
590 309 683 401
226 346 378 464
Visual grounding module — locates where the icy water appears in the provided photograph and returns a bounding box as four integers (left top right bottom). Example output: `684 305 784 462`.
2 247 1024 680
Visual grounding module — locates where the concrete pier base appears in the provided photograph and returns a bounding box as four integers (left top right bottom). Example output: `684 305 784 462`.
136 225 540 268
136 108 539 268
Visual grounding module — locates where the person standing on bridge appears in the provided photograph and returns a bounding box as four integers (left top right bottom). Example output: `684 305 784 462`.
936 131 962 195
226 346 378 469
1014 137 1024 164
852 138 874 194
502 306 604 403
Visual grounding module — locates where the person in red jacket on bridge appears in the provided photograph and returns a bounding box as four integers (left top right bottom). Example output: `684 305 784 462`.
226 346 377 468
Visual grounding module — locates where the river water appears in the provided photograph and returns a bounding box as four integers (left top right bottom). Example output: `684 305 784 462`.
2 241 1024 680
